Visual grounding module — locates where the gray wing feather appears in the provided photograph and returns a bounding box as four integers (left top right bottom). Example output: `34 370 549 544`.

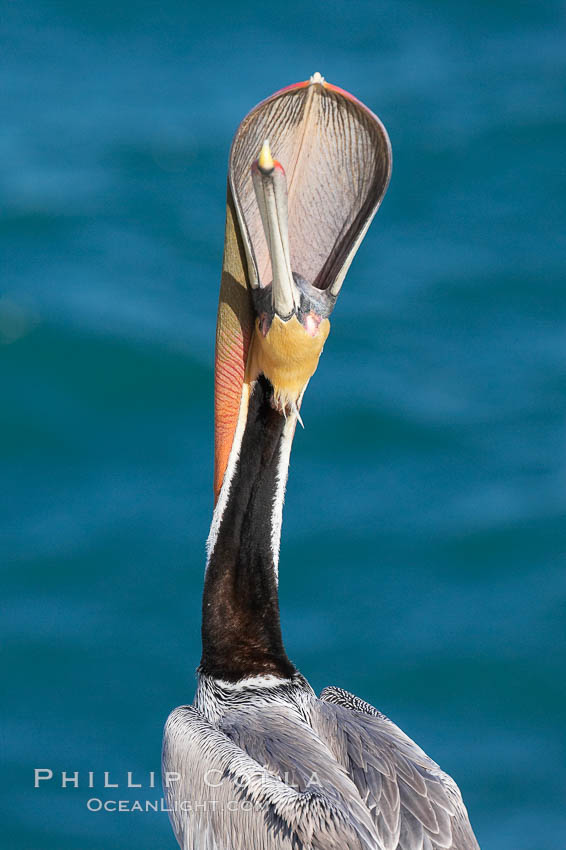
315 687 480 850
163 704 383 850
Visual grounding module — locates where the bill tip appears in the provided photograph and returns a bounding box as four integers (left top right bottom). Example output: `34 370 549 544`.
258 139 274 174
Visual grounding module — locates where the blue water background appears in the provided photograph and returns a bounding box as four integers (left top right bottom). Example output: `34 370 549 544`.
3 1 566 847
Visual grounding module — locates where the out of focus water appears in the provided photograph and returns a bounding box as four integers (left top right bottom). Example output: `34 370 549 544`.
3 1 566 848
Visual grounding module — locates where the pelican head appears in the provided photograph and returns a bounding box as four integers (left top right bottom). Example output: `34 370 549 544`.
248 137 333 418
214 72 392 498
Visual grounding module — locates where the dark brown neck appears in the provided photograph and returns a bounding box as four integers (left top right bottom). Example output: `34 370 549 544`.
199 376 296 682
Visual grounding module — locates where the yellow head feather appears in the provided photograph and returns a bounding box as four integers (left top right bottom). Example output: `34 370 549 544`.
247 315 330 412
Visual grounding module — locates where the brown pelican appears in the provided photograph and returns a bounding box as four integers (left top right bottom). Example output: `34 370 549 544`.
162 73 479 850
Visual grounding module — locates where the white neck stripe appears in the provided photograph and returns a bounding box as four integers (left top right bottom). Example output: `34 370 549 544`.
212 674 294 690
270 414 297 578
205 382 251 567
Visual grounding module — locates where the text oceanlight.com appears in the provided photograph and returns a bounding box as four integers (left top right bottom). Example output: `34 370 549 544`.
86 799 273 813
